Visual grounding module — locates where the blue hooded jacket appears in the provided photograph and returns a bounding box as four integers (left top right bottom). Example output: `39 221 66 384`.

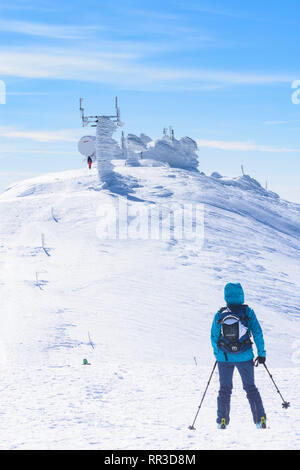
211 283 266 362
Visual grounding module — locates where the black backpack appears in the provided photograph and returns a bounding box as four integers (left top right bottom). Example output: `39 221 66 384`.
217 304 252 354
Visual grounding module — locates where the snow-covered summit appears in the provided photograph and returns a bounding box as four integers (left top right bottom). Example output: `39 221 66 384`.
211 173 279 198
0 161 299 449
1 162 299 324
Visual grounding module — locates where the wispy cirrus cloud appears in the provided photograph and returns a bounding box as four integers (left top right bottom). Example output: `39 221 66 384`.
196 138 300 153
0 18 102 39
0 7 293 92
0 45 293 91
0 125 83 142
1 124 299 155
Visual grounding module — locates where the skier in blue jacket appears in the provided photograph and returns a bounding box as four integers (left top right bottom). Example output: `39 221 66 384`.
211 282 267 429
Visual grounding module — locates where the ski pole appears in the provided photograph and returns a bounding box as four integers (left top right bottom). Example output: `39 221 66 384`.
188 360 217 430
257 360 290 409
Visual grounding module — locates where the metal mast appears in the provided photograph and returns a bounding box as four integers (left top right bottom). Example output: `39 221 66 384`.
79 97 123 128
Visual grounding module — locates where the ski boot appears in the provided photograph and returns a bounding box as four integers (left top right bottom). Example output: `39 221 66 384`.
218 418 227 429
256 417 267 429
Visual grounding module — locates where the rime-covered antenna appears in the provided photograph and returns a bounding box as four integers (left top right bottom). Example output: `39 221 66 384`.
79 96 123 127
169 126 175 141
115 96 121 126
121 130 128 158
241 164 245 176
79 98 88 127
121 131 125 148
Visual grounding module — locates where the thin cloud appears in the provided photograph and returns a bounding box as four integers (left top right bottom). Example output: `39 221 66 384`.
0 46 293 90
2 124 299 154
0 126 83 142
0 18 102 39
197 139 300 153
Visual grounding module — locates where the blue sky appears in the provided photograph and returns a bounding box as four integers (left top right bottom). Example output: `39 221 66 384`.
1 0 300 202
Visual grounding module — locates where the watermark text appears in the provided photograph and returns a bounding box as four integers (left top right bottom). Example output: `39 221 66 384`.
96 197 205 244
291 80 300 104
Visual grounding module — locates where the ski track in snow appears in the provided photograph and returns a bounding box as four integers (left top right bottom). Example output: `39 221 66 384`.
0 164 299 450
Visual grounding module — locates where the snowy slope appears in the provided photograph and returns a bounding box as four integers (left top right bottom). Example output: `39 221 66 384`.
0 162 299 450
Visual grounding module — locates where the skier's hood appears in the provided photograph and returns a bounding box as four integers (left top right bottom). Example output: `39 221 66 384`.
224 283 245 305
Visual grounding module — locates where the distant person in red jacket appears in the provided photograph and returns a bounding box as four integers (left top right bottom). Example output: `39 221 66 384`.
87 156 93 169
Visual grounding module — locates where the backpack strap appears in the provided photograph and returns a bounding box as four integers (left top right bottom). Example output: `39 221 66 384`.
219 306 228 313
217 306 230 324
227 304 250 320
217 304 251 324
242 305 250 322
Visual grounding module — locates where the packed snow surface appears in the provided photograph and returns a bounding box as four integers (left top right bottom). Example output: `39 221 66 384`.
0 161 299 450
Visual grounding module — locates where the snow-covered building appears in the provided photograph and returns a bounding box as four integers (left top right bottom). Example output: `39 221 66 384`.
122 133 145 167
140 130 199 171
120 129 199 171
78 98 199 179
